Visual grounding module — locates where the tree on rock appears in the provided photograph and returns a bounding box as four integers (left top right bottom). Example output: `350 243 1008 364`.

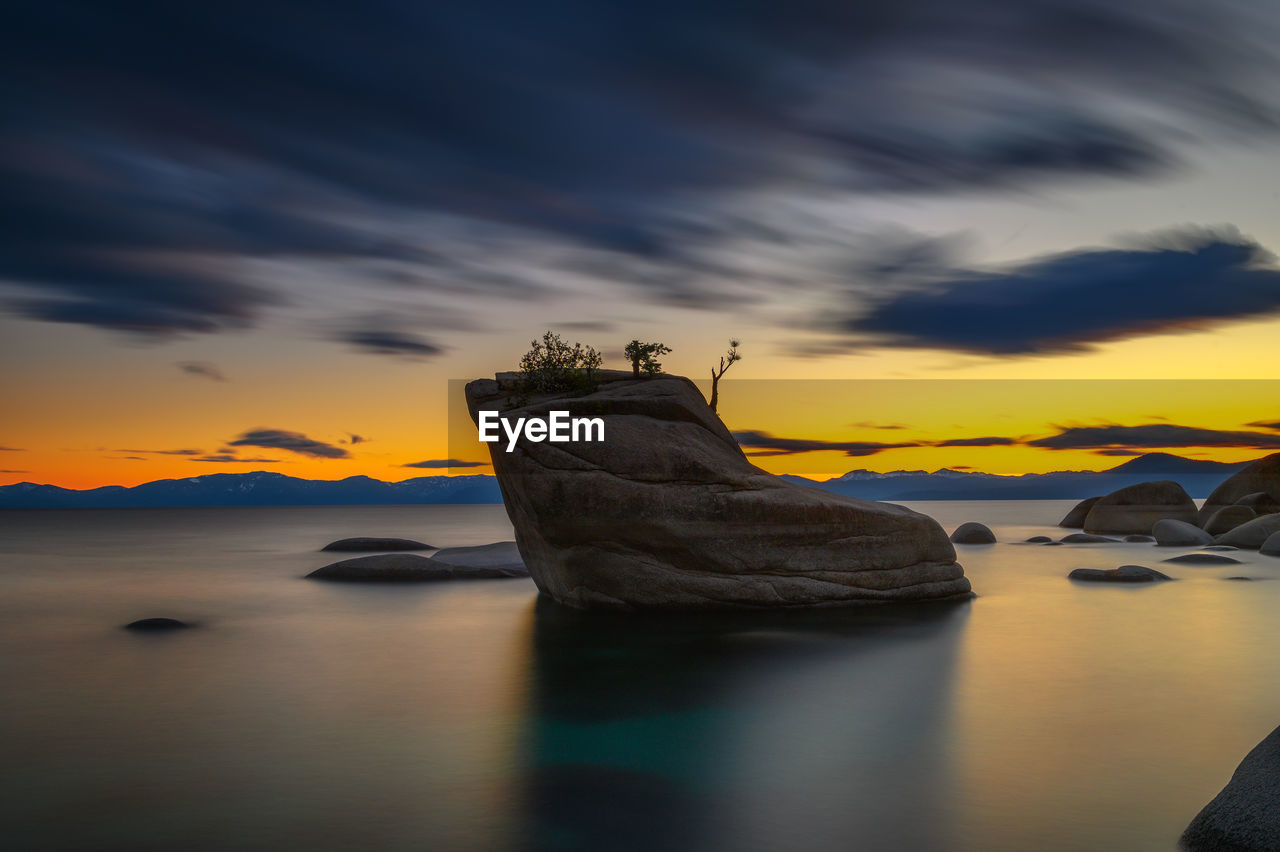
709 339 741 414
518 331 603 394
623 340 671 377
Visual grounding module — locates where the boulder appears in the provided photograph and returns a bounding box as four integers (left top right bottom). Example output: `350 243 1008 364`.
465 371 971 610
1262 532 1280 557
1217 514 1280 550
1182 725 1280 851
1235 492 1280 514
1082 480 1198 534
1058 496 1101 528
431 541 527 573
1123 534 1155 543
1153 519 1214 547
950 522 996 544
123 617 190 632
307 552 527 582
1025 536 1053 544
1068 565 1171 583
1161 553 1243 566
320 537 431 552
1198 453 1280 525
1203 505 1256 536
1060 533 1120 544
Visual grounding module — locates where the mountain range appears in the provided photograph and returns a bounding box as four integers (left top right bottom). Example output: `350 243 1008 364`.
0 453 1255 509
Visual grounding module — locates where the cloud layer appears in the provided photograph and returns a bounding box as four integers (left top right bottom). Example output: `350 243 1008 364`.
227 429 350 459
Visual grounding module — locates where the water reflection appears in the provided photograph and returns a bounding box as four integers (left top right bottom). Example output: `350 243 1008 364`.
515 596 971 851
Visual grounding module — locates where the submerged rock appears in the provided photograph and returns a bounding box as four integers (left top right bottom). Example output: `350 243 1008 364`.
1182 724 1280 851
1124 534 1155 543
1161 553 1243 566
1060 533 1120 544
1083 480 1198 535
1068 565 1171 583
1025 535 1053 543
951 522 996 544
320 537 432 552
1259 532 1280 557
430 541 527 573
1217 515 1280 550
1153 519 1214 548
465 370 971 610
1198 453 1280 525
123 617 191 632
1058 496 1101 528
1203 505 1256 536
307 552 527 582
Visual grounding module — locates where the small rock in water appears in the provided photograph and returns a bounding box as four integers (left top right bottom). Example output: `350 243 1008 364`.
1024 535 1053 543
1162 553 1243 566
1068 565 1172 583
1225 576 1256 581
320 537 432 552
1260 532 1280 557
124 617 191 632
1060 533 1120 544
951 522 996 544
1123 534 1155 543
307 550 527 582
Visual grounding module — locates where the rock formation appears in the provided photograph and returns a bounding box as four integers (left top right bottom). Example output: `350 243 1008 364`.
1203 506 1256 536
1182 724 1280 851
465 370 971 609
1198 453 1280 525
1216 514 1280 550
1082 480 1198 534
1261 532 1280 557
1058 496 1100 528
1153 519 1214 547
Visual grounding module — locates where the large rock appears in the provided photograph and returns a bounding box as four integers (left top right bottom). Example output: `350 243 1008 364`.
1203 505 1257 536
1082 480 1198 534
950 522 996 544
1153 519 1214 547
320 537 432 552
465 370 971 610
1182 724 1280 851
1235 492 1280 514
1068 565 1171 583
1198 453 1280 525
1217 514 1280 550
307 552 527 582
1058 496 1100 528
1261 532 1280 557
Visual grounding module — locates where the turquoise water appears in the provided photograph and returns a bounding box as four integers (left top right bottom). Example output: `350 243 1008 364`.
2 502 1279 850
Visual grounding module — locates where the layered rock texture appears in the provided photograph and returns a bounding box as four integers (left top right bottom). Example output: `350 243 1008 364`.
465 371 971 610
1183 724 1280 851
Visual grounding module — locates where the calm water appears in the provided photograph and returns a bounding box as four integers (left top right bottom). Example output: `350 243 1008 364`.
2 501 1279 851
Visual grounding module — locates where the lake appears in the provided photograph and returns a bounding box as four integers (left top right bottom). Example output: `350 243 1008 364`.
2 501 1278 851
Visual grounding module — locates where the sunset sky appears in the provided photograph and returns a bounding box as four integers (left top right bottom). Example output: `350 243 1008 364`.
3 0 1280 488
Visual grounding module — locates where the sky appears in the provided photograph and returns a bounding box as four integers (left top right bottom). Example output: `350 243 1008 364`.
2 0 1280 488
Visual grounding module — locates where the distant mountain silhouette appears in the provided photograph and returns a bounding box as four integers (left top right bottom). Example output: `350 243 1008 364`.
0 453 1255 508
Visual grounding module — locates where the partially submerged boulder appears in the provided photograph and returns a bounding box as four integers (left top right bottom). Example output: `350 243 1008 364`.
320 537 431 552
1182 725 1280 851
1198 453 1280 525
1153 519 1214 548
1262 532 1280 557
307 552 527 582
1217 514 1280 550
1203 505 1256 536
465 370 971 610
1124 534 1155 543
1058 496 1101 528
124 617 191 632
1083 480 1198 535
1060 533 1120 544
1025 535 1053 544
431 541 526 573
950 522 996 544
1162 553 1243 566
1068 565 1171 583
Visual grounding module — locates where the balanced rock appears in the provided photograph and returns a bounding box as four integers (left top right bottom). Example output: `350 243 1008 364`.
1153 519 1214 547
1058 496 1100 528
1182 724 1280 851
1068 565 1171 583
1161 553 1243 566
1262 533 1280 557
951 522 996 544
1203 505 1256 536
1060 533 1119 544
1198 452 1280 525
465 370 971 609
1217 514 1280 550
124 617 190 632
307 552 526 582
1082 480 1198 535
320 537 431 552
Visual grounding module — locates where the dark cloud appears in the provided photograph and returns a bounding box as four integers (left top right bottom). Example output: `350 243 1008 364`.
116 448 204 456
848 421 909 431
0 469 29 473
3 1 1279 334
0 446 22 452
191 455 283 463
227 429 350 459
828 230 1280 354
1246 420 1280 431
401 459 489 469
931 436 1018 447
337 328 445 359
1094 449 1144 456
345 433 369 445
1027 423 1280 450
733 430 918 457
177 361 227 381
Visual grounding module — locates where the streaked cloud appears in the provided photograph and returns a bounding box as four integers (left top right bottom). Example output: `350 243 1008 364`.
177 361 227 381
227 429 350 459
401 459 489 469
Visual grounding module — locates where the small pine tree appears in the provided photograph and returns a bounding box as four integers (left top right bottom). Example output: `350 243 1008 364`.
709 339 741 414
623 340 672 377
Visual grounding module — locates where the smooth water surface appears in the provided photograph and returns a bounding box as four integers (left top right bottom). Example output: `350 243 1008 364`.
2 502 1279 851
